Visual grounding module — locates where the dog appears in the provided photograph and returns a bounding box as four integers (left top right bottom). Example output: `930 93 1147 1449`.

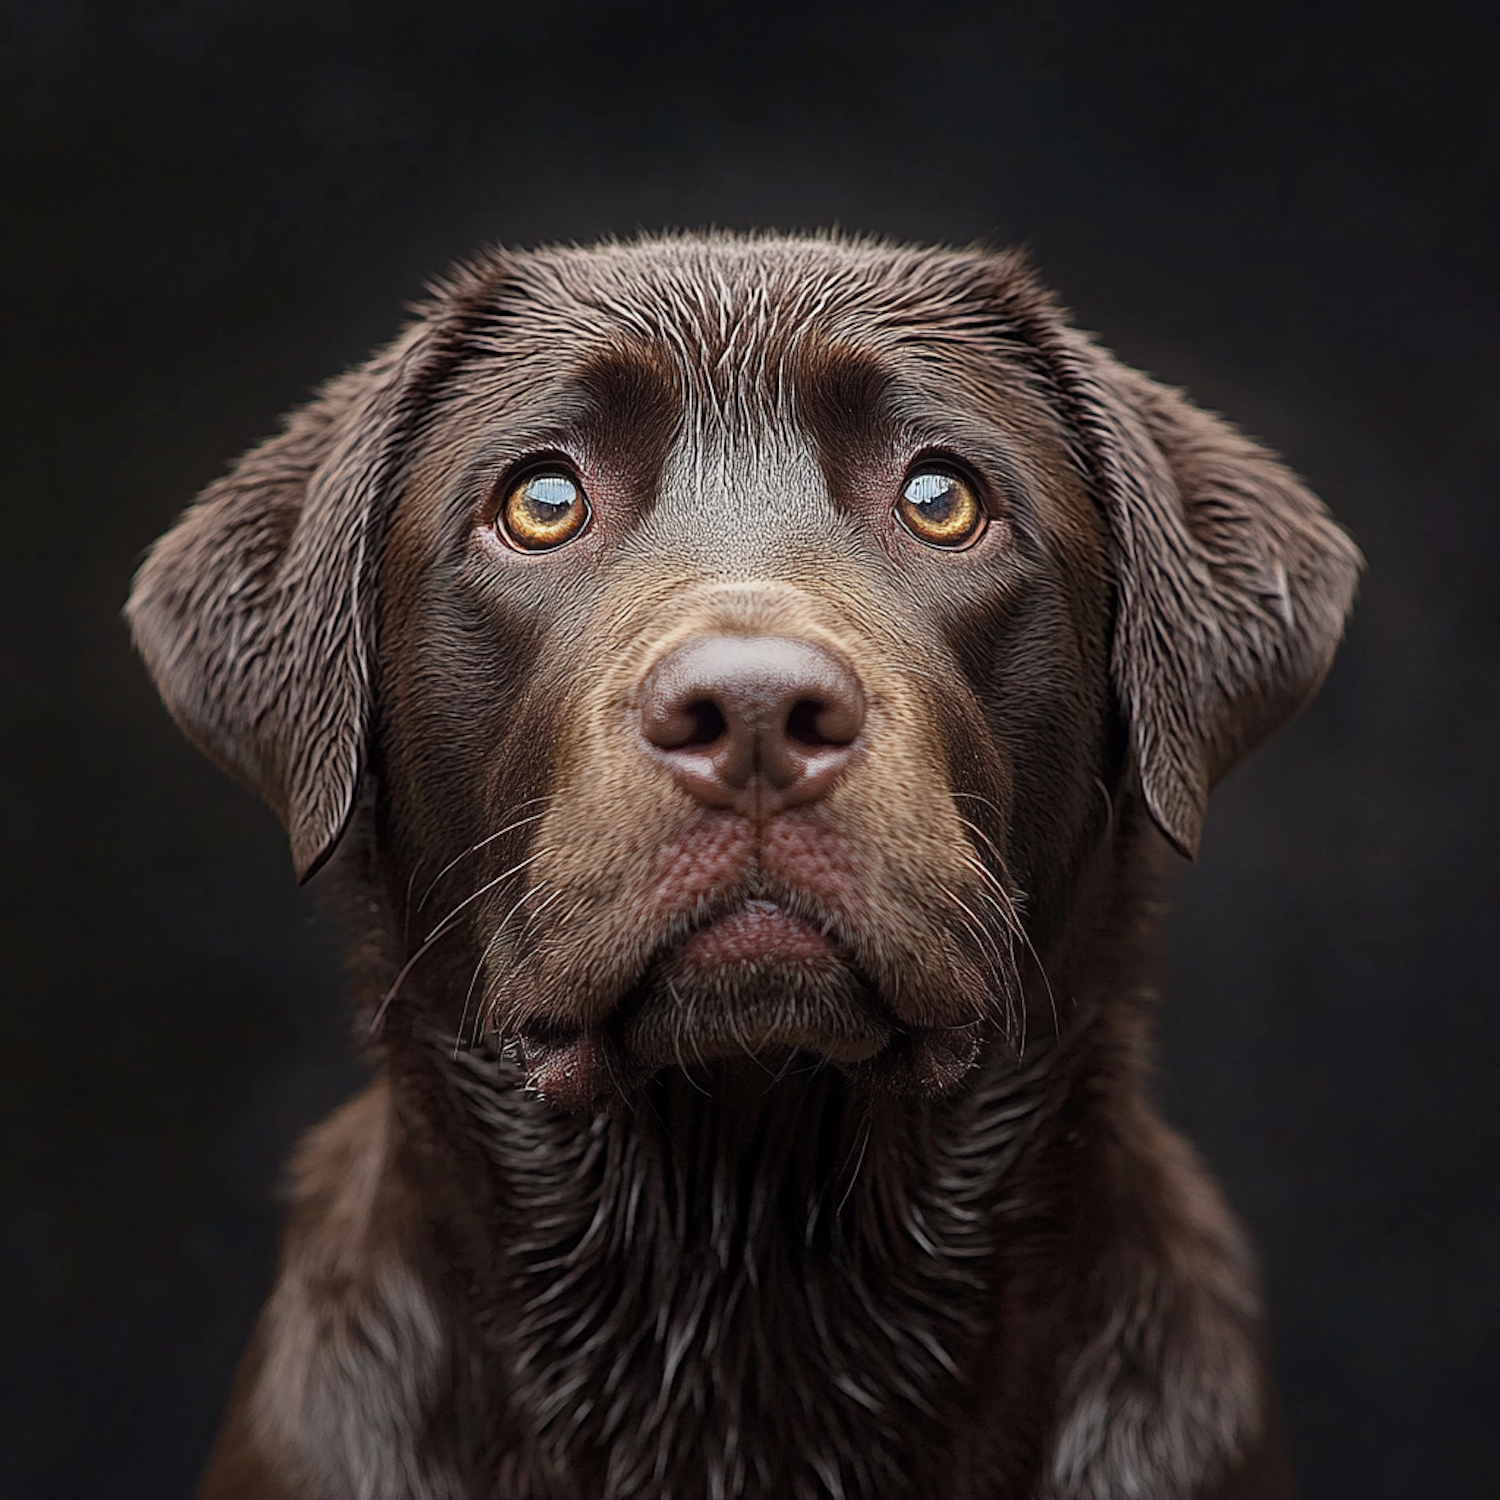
128 232 1360 1500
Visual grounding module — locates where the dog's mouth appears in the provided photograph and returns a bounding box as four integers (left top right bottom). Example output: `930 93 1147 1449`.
623 898 892 1067
512 897 979 1108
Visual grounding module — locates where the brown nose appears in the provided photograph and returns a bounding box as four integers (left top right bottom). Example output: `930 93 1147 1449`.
639 635 866 815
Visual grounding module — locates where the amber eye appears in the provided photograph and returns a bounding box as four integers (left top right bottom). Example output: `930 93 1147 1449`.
895 468 985 548
498 471 590 550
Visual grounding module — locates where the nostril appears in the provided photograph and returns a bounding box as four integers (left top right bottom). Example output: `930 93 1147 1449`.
787 688 863 749
682 699 726 747
643 691 727 752
786 698 838 748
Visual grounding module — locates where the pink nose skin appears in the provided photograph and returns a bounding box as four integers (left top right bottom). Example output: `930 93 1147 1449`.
639 635 867 817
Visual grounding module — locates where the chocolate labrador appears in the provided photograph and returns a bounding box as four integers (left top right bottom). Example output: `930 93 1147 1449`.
128 233 1360 1500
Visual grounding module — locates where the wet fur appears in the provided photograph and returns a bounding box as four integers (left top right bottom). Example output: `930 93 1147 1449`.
128 233 1359 1499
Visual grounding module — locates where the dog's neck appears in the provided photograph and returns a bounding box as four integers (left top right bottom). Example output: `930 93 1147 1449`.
421 1035 1064 1496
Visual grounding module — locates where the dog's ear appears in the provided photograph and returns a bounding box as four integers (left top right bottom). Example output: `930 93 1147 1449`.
127 313 457 881
1043 328 1362 858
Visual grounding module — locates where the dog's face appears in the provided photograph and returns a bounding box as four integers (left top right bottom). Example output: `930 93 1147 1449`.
128 236 1360 1108
374 253 1117 1103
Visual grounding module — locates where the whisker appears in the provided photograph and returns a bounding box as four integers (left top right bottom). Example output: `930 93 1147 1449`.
770 1044 807 1087
957 857 1024 936
938 895 1012 1005
835 1112 874 1219
416 802 549 913
490 884 577 1039
936 879 1019 1041
455 909 525 1057
961 881 1029 1046
476 880 569 1040
951 789 1009 825
668 980 711 1097
372 851 547 1039
937 879 1012 966
402 863 423 951
1092 775 1117 840
599 1029 637 1115
421 848 552 946
514 883 582 951
958 855 1060 1046
946 829 1046 1048
952 811 1007 870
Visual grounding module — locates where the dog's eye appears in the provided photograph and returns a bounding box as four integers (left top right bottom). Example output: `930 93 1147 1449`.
499 472 591 550
895 469 985 549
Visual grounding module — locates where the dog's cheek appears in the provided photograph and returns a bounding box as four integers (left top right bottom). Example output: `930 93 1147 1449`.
806 740 1012 1032
931 558 1116 951
463 597 697 1034
374 560 570 960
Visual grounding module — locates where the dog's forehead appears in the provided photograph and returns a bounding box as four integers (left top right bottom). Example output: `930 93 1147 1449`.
478 238 1032 429
492 235 1006 359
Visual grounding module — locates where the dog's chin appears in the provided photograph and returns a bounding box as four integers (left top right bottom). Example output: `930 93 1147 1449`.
514 901 982 1110
624 898 888 1065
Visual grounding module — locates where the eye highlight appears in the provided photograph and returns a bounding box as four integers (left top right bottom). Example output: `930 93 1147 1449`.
498 471 591 550
895 468 985 549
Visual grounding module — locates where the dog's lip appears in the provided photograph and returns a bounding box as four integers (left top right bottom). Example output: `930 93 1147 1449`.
615 898 892 1070
668 896 842 968
511 897 891 1102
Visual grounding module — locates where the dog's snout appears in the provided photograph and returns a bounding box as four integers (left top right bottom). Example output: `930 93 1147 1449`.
640 635 865 813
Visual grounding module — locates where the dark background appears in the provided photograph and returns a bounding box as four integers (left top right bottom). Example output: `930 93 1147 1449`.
4 2 1496 1495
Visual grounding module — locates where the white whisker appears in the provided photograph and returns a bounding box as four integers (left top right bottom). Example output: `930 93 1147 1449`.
372 850 548 1038
416 802 549 913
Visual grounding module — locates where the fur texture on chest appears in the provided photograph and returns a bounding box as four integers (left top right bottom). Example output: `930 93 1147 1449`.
439 1044 1060 1499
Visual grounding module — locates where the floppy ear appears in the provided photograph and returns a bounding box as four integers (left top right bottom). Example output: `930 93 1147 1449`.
1044 330 1362 858
127 313 459 881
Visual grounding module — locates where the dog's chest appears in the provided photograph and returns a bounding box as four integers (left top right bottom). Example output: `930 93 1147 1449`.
442 1052 1053 1499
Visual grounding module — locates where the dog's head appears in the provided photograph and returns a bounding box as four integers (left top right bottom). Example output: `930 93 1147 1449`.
128 235 1359 1107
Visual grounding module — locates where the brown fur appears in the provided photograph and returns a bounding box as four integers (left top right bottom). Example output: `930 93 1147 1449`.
128 232 1359 1499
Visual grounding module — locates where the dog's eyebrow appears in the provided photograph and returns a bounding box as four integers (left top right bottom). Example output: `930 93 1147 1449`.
442 339 684 495
792 337 897 412
570 341 682 415
785 336 1057 533
564 344 685 501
